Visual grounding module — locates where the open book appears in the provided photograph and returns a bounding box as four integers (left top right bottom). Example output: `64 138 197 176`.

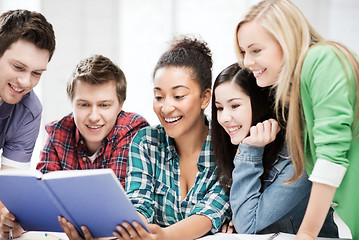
0 168 149 238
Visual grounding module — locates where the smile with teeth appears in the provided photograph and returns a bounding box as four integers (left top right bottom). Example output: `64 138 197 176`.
252 69 266 77
227 126 240 133
164 116 182 123
9 83 24 93
87 125 103 129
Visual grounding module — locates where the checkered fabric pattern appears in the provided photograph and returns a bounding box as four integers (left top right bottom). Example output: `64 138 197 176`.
126 123 231 233
37 111 148 188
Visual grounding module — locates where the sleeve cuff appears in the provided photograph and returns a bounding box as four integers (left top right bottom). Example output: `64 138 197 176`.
308 158 347 188
1 155 31 169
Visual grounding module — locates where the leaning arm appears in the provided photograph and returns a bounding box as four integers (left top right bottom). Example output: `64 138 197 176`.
161 214 212 240
296 182 336 240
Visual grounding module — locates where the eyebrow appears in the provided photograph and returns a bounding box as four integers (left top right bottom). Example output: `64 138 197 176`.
75 99 114 103
154 85 190 91
215 98 243 104
247 43 257 48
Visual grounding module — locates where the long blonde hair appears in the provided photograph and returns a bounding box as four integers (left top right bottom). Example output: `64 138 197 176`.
234 0 359 181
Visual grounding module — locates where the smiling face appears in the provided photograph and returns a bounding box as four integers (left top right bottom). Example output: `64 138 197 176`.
215 81 252 145
153 66 210 140
237 20 283 87
0 40 50 104
72 79 122 154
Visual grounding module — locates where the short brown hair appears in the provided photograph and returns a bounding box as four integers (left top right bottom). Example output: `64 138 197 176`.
67 55 127 104
0 9 56 60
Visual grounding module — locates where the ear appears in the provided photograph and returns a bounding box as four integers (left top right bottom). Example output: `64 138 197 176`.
200 88 212 110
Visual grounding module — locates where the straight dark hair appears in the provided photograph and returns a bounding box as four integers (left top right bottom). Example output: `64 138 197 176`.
211 63 285 193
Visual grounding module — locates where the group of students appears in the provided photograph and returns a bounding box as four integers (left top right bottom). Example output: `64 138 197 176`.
0 0 359 239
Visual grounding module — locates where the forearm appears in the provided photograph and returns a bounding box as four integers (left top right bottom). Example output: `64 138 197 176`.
297 182 337 239
231 145 311 233
163 214 212 240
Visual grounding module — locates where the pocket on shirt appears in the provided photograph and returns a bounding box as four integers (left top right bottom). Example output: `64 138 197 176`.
263 159 291 187
154 179 176 212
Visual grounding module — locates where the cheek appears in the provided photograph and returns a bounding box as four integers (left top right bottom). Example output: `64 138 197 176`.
153 102 160 114
73 109 85 125
216 112 225 126
30 78 41 89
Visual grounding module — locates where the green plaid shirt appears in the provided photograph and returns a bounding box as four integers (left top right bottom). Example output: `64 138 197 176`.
126 123 230 233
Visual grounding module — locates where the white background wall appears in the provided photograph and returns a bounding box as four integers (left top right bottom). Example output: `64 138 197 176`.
0 1 358 237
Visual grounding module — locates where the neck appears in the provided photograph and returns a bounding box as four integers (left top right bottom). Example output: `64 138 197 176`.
174 117 208 158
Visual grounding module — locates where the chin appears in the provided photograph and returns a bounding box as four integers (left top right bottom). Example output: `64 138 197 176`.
230 138 241 145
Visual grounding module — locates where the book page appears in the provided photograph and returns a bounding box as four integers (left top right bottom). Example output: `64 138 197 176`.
197 233 274 240
0 169 42 179
197 232 343 240
42 168 115 180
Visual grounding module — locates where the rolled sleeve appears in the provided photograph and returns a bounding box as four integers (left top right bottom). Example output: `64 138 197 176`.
126 129 156 223
309 158 347 187
189 181 230 233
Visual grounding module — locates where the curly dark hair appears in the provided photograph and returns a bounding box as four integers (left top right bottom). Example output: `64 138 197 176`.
153 35 212 91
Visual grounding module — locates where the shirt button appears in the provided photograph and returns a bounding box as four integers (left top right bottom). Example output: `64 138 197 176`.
331 202 338 207
82 157 87 161
80 140 84 144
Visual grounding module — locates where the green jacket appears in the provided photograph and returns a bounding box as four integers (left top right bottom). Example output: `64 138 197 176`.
301 45 359 238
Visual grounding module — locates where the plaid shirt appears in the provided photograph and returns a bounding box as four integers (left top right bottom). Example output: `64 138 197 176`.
37 111 148 188
126 123 231 233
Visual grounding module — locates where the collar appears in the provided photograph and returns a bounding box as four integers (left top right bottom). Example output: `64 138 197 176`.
164 116 213 169
0 102 14 120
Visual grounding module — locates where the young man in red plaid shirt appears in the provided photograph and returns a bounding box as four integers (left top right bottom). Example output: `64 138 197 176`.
36 54 149 187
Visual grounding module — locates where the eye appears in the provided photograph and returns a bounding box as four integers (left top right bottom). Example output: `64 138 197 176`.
99 103 109 108
253 49 261 54
231 104 240 109
174 95 184 100
32 71 42 77
216 106 223 111
13 64 24 71
79 103 89 108
154 96 163 101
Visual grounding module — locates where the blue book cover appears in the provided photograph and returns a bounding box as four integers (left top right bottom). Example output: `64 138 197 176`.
0 169 149 238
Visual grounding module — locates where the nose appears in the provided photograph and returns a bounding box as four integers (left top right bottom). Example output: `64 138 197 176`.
17 73 32 88
218 108 232 125
89 106 100 122
161 98 175 114
243 54 254 69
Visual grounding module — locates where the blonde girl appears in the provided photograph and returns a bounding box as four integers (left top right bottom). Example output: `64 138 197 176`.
234 0 359 239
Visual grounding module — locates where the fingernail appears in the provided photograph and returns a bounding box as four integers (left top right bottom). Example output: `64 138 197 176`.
133 222 139 227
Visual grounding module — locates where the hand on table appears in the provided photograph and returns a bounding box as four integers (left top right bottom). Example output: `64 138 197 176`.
114 222 164 240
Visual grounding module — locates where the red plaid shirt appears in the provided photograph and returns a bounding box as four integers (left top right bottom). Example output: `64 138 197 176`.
37 111 148 188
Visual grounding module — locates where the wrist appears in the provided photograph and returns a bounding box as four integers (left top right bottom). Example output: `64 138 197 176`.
296 231 317 240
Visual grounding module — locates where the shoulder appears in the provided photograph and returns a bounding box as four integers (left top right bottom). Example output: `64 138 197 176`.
45 113 76 135
301 44 354 86
131 124 167 147
304 44 339 64
116 111 149 129
18 90 42 118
